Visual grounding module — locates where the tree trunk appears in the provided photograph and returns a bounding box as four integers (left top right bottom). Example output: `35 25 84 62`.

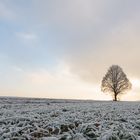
114 93 117 101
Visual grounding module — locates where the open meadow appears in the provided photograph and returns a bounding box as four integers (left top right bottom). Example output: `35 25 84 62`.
0 97 140 140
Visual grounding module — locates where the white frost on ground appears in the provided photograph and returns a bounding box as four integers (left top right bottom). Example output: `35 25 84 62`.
0 97 140 140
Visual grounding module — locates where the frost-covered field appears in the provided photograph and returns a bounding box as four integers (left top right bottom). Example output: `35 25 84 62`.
0 97 140 140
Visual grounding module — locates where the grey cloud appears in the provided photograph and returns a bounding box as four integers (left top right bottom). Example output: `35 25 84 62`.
30 0 140 84
8 0 140 84
0 1 15 20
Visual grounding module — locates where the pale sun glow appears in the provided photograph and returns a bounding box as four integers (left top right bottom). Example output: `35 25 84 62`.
131 78 140 88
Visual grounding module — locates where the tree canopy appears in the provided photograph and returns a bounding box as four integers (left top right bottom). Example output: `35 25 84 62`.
101 65 132 101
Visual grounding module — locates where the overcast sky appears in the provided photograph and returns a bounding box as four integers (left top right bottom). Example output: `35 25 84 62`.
0 0 140 100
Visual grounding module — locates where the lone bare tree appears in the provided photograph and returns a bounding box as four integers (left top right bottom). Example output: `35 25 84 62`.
101 65 132 101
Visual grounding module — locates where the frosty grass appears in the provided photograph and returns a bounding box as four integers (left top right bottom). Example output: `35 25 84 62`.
0 97 140 140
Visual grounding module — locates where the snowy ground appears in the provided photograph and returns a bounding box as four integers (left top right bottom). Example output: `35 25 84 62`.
0 97 140 140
